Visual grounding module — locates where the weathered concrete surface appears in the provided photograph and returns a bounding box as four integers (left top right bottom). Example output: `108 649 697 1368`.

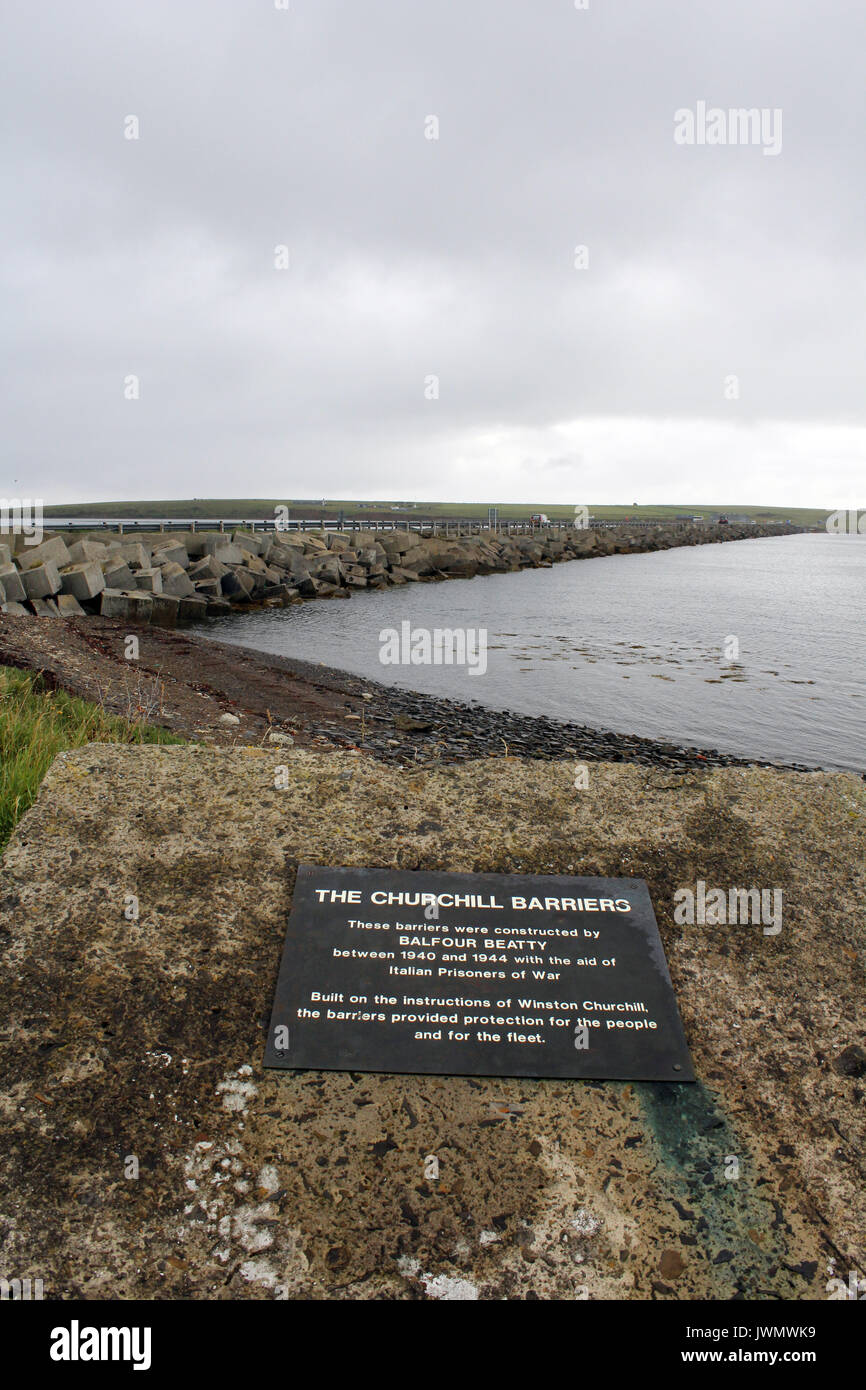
0 748 863 1301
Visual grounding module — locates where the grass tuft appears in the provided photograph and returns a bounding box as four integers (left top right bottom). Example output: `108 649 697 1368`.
0 665 183 853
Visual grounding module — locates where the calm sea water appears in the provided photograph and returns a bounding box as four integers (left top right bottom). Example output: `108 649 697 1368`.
193 534 865 772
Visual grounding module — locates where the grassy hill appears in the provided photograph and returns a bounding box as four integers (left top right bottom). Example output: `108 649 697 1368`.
43 499 830 526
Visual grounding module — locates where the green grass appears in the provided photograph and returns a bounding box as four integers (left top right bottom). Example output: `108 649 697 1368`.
0 666 183 854
43 498 830 526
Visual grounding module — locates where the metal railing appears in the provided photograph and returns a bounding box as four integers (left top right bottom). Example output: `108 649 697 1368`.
38 514 743 538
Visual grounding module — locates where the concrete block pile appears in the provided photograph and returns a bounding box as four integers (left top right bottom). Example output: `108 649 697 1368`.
0 521 801 627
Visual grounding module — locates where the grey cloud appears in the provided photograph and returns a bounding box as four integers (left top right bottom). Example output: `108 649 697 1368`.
1 0 863 505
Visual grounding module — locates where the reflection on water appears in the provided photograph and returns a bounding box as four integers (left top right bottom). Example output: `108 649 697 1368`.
192 534 865 772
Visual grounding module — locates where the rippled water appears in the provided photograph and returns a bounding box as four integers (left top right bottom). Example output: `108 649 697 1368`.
193 533 865 771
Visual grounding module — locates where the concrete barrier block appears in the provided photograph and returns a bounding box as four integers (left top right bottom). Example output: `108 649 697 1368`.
124 591 153 623
261 583 292 605
151 541 190 569
30 597 62 617
80 529 118 542
18 536 72 572
21 561 62 599
150 594 179 627
60 562 105 601
220 568 254 599
102 560 136 588
1 601 28 616
159 561 196 598
188 555 228 581
265 544 309 575
133 568 163 593
0 563 26 601
67 539 109 566
232 531 266 556
177 595 208 621
311 557 344 586
194 535 228 557
196 541 244 564
100 589 131 618
263 536 306 563
57 592 86 617
119 542 152 570
11 531 55 557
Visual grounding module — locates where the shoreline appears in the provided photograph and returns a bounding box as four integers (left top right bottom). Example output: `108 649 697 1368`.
203 634 837 773
0 611 829 773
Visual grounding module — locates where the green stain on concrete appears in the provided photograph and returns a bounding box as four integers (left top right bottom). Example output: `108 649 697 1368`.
636 1081 798 1296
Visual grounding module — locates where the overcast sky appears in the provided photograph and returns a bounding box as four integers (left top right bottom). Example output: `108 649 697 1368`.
2 1 863 508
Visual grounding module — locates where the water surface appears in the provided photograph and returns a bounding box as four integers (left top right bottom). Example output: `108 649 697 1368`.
193 534 865 771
